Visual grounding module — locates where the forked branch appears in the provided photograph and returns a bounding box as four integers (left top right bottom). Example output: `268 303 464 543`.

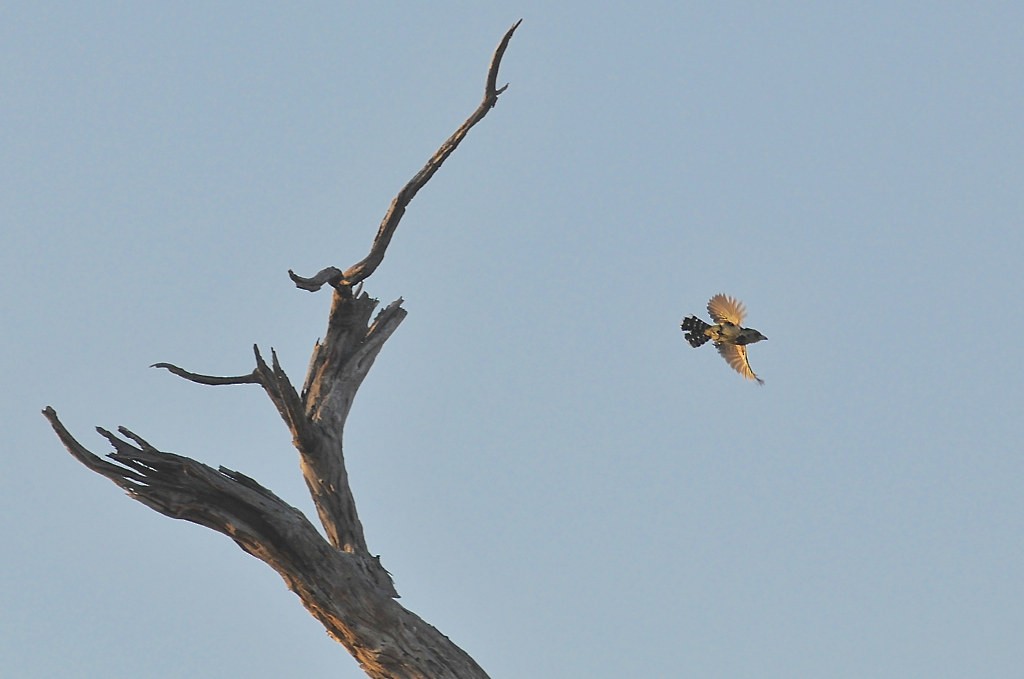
150 294 406 557
41 407 488 678
46 21 519 679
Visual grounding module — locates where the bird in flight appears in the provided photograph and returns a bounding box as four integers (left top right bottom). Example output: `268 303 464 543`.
681 294 767 384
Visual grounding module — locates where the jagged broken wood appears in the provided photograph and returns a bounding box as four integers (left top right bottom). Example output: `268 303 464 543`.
44 19 521 679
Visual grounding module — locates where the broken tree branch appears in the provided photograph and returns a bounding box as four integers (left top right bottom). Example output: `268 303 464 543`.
48 20 519 679
43 407 488 678
148 292 406 557
289 19 522 292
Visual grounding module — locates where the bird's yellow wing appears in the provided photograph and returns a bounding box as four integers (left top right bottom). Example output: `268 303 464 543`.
707 294 746 325
717 343 764 385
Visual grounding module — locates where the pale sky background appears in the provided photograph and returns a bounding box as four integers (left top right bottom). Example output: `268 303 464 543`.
3 3 1023 678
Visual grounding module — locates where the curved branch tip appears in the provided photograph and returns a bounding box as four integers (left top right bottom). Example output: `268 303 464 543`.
485 19 521 101
289 267 346 293
152 362 258 386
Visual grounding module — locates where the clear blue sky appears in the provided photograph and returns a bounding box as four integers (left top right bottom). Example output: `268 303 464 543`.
4 4 1022 677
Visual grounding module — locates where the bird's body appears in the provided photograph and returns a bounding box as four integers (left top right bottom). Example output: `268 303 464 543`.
681 294 767 384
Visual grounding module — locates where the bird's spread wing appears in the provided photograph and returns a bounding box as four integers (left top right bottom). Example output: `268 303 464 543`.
707 294 746 325
717 343 764 385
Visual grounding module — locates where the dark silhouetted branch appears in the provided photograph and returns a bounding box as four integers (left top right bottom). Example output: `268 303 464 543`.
151 362 259 385
288 266 346 292
291 19 522 291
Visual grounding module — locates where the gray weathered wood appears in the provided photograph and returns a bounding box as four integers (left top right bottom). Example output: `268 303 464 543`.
44 20 520 679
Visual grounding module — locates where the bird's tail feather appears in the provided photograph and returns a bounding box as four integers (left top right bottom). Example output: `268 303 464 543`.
680 316 712 348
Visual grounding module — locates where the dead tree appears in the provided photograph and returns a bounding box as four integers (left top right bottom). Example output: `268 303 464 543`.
43 21 520 679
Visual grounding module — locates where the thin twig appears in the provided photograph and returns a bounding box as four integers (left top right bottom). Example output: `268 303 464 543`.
151 362 259 385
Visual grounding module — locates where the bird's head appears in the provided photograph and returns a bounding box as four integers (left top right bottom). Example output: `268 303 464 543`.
737 328 767 345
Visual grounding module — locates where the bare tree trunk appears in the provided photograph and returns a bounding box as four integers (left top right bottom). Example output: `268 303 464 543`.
44 20 520 679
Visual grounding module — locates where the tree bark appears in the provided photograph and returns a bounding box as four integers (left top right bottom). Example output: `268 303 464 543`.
44 20 520 679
